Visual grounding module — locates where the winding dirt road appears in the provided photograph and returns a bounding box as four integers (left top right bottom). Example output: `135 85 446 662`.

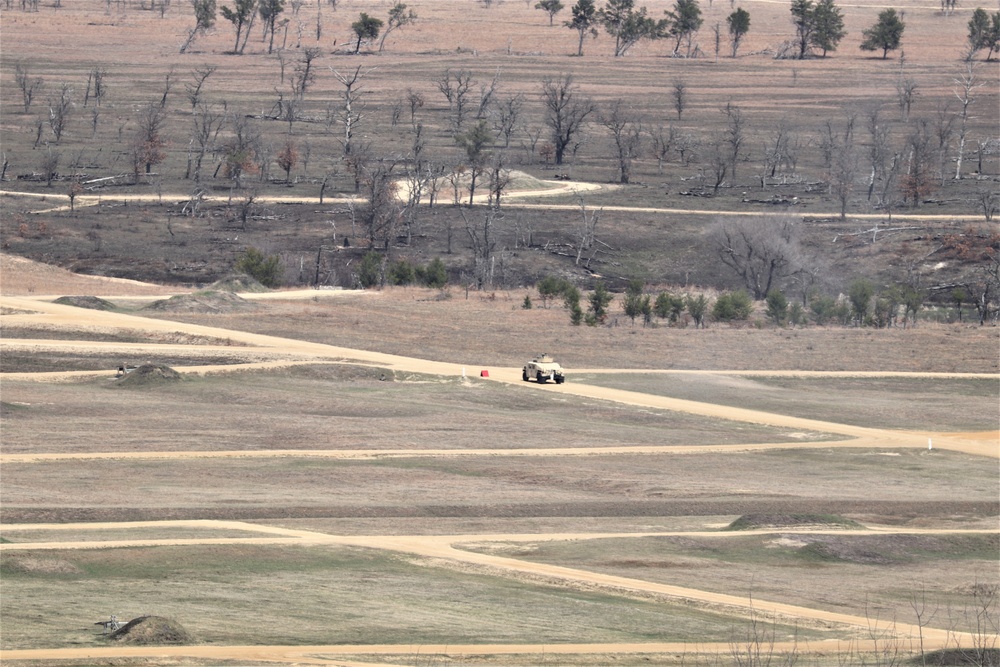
1 275 997 665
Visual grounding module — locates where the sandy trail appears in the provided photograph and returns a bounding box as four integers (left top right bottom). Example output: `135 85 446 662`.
1 185 985 221
2 519 989 664
2 294 997 459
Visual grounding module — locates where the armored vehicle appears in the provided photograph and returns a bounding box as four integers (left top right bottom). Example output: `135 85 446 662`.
522 354 565 384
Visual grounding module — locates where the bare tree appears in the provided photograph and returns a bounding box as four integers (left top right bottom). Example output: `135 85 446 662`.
865 105 892 202
486 150 512 208
15 63 43 113
648 123 676 175
462 205 503 289
830 137 858 219
187 102 224 181
221 113 261 188
672 78 687 119
185 65 216 109
712 215 806 299
490 93 523 148
541 73 595 166
406 89 424 125
706 140 728 194
360 158 400 250
575 196 600 267
895 76 918 122
131 102 168 184
83 67 108 107
476 67 501 120
436 69 475 131
600 99 642 184
722 102 746 182
331 64 370 155
899 119 934 207
292 47 321 100
952 61 981 180
47 84 74 143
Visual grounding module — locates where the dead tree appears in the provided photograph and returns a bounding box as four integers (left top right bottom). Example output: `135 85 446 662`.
331 65 370 155
600 99 642 184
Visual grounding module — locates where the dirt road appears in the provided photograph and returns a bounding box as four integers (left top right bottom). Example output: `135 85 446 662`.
3 518 990 662
1 183 986 221
2 293 996 459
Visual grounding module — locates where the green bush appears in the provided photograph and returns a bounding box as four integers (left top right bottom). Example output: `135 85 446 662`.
537 275 573 307
713 290 753 322
685 293 708 328
622 280 649 325
418 258 448 288
357 251 383 288
563 285 583 325
848 278 874 325
234 247 283 288
588 281 613 324
765 289 788 325
809 295 838 325
788 302 805 326
388 259 416 286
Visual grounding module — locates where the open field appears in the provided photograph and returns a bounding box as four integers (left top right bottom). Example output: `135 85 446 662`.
1 258 998 665
1 0 999 663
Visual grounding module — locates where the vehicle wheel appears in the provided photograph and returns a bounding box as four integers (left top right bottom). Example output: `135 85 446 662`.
555 376 564 384
522 370 529 381
537 376 546 383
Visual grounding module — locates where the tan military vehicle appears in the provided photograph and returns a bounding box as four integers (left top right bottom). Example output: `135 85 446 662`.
522 354 565 384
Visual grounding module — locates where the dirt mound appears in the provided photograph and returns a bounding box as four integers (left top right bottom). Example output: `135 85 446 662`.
726 514 863 531
110 616 193 644
1 555 82 575
52 295 118 311
921 648 1000 665
143 290 256 313
206 273 270 293
114 363 182 387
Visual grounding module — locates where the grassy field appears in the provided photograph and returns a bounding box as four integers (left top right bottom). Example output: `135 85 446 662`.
573 373 1000 430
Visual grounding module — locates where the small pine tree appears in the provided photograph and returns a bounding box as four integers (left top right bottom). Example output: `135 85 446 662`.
765 289 788 325
685 293 708 328
234 247 283 287
358 251 383 288
564 285 584 325
588 281 613 323
418 258 448 288
713 290 753 321
522 294 533 309
389 259 416 285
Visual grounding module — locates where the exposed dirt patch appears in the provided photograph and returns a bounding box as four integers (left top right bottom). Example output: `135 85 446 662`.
726 514 864 531
51 296 117 311
143 291 257 314
1 555 82 575
205 274 269 293
113 364 182 387
109 616 193 645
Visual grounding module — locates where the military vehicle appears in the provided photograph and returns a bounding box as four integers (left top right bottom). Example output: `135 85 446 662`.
522 354 565 384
